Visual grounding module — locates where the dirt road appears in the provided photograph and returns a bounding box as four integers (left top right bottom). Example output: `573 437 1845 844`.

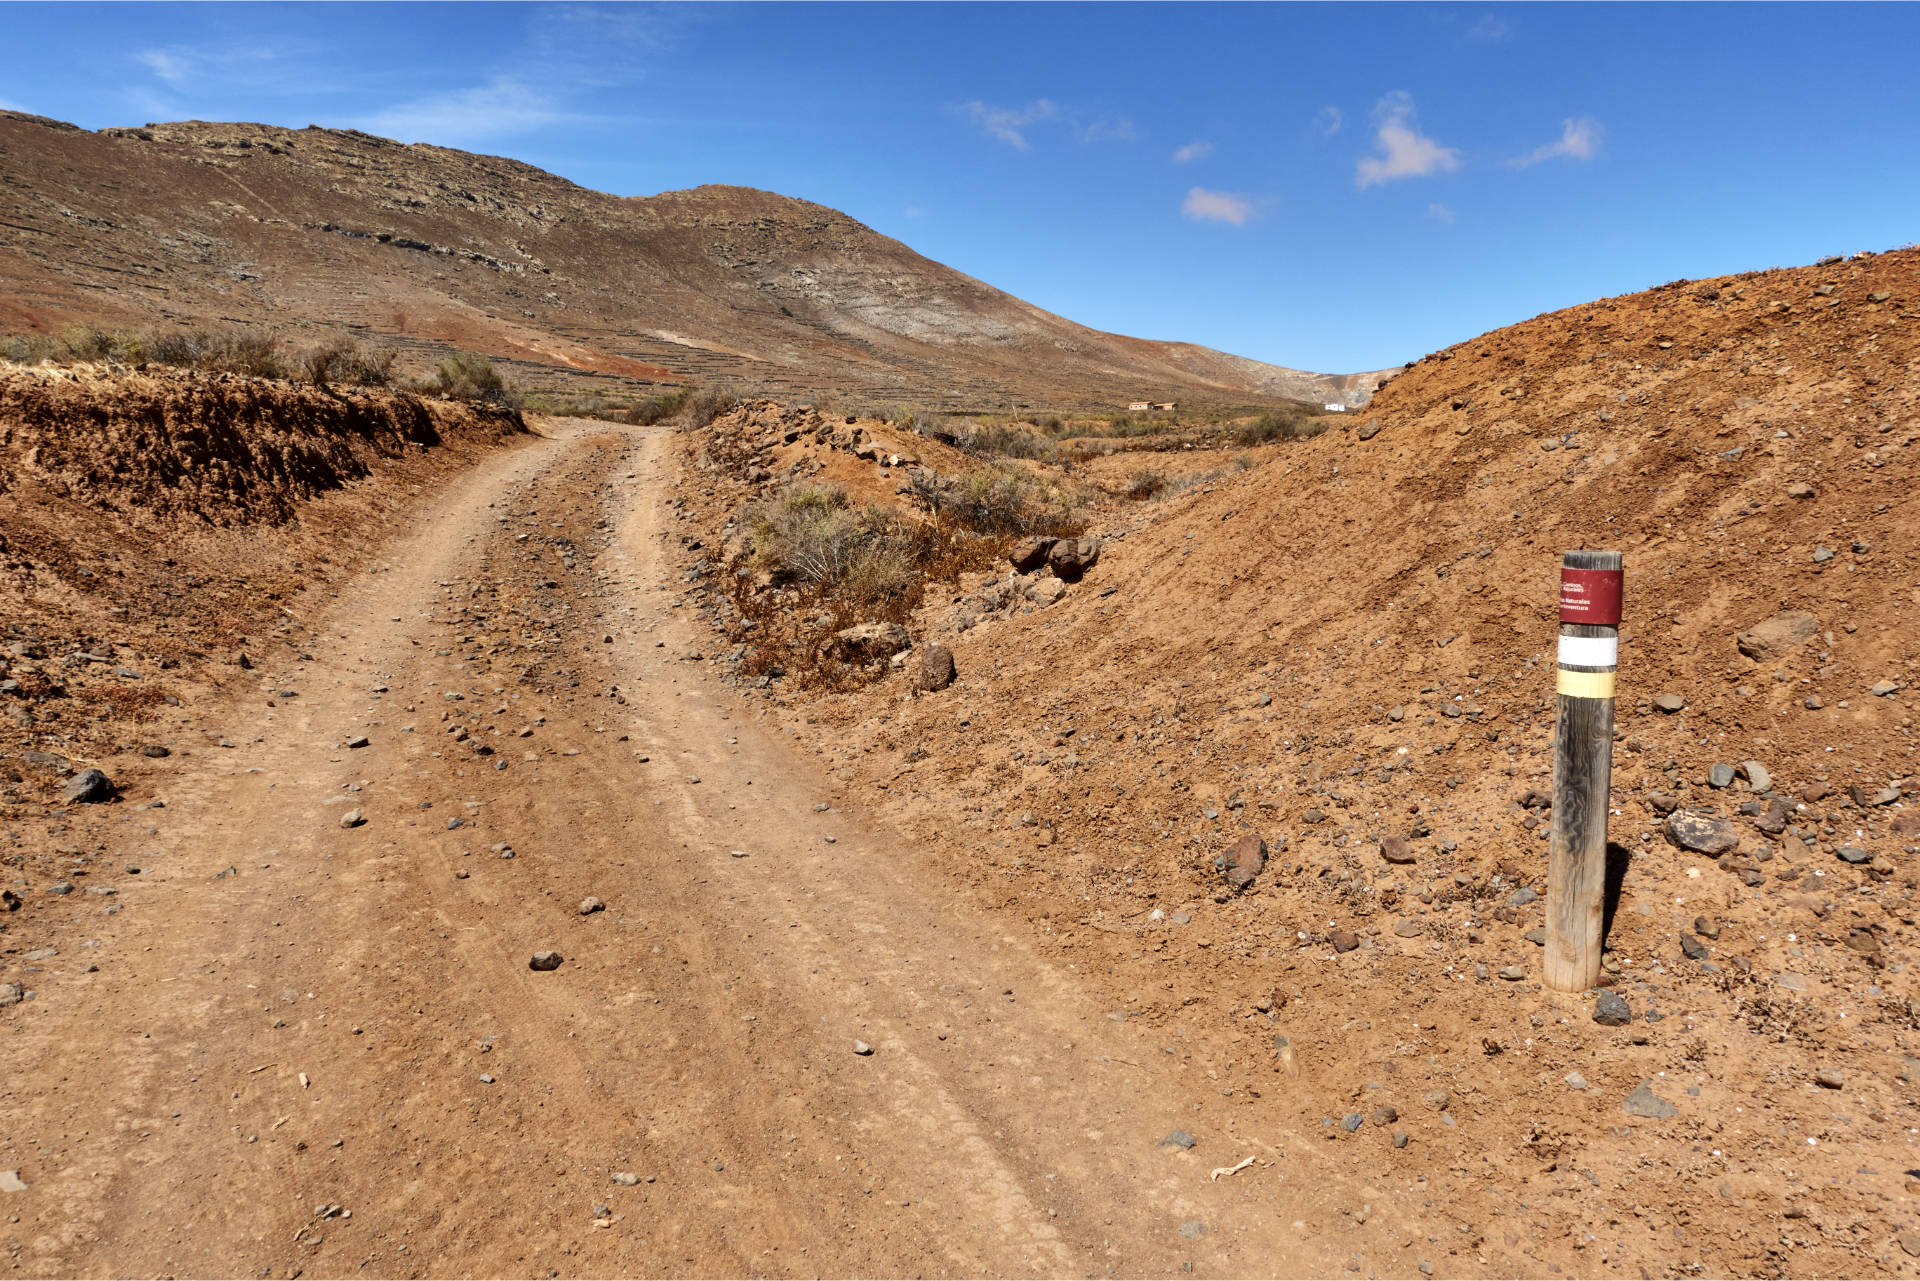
2 420 1446 1279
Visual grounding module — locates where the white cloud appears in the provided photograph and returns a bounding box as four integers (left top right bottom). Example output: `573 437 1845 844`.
1466 13 1510 42
960 99 1058 150
1512 116 1603 167
904 205 926 219
1356 92 1461 189
1181 187 1253 225
1172 140 1212 164
137 50 191 83
1314 106 1343 136
1427 202 1455 223
1075 115 1135 144
358 78 577 145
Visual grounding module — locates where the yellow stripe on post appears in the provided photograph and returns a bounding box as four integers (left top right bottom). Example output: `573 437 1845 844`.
1555 667 1616 700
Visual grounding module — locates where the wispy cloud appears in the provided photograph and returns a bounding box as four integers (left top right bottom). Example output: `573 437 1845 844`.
1181 187 1253 225
358 77 580 146
959 98 1133 149
1511 116 1603 167
1466 13 1510 42
960 99 1059 150
1356 91 1461 189
1172 140 1212 164
1427 202 1455 223
1074 115 1135 144
1314 106 1343 136
904 205 926 219
136 49 191 83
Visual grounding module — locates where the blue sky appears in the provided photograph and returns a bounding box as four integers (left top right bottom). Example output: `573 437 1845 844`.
3 2 1917 373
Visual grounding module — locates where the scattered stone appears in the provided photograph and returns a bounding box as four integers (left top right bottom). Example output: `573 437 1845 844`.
1836 846 1872 865
1593 989 1632 1026
1421 1089 1450 1110
852 1040 874 1056
1008 536 1057 573
1522 928 1546 946
0 890 18 911
1776 971 1808 992
62 769 115 805
528 951 563 971
913 643 957 693
1387 706 1406 722
1739 761 1772 793
1357 418 1382 441
479 1074 494 1084
1679 932 1710 961
0 984 21 1008
1177 1221 1206 1240
1047 537 1101 581
1664 810 1740 856
0 1171 25 1193
1340 1113 1364 1133
1498 965 1526 981
1158 1130 1197 1150
1623 1081 1678 1119
1785 481 1816 499
1564 1071 1589 1091
1371 1105 1398 1126
579 897 605 915
1391 1129 1409 1149
1871 681 1901 698
1814 1068 1844 1090
1507 887 1539 907
1694 916 1720 940
142 745 171 759
1394 919 1424 939
344 735 370 750
1735 611 1819 662
824 622 910 666
339 809 364 829
1379 835 1415 865
1221 833 1266 891
47 882 73 895
1901 1233 1920 1259
1707 764 1735 789
1330 929 1360 954
1755 797 1791 834
1651 693 1687 714
611 1172 640 1186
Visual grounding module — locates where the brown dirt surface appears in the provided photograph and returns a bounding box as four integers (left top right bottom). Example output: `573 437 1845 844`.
663 247 1920 1277
0 111 1389 412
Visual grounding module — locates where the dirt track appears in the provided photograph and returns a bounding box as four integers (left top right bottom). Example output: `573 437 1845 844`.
2 420 1454 1279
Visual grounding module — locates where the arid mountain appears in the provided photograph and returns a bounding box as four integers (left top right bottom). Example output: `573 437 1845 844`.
0 111 1391 410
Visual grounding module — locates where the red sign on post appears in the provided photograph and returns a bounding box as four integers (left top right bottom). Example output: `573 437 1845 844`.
1559 567 1623 625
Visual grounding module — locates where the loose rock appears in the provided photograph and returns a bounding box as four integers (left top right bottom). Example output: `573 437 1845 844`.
1735 611 1819 662
339 809 365 829
1593 989 1632 1026
852 1040 874 1056
1651 693 1686 714
913 643 957 693
1158 1130 1197 1150
1664 810 1740 856
579 897 605 915
1379 835 1416 865
529 951 563 971
1221 833 1266 891
1623 1081 1678 1119
62 769 115 805
1047 537 1101 581
1814 1068 1844 1090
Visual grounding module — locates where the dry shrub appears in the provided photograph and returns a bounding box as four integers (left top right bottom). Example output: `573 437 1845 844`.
959 422 1057 460
302 338 395 388
433 351 518 406
917 462 1083 536
1232 411 1326 445
681 385 739 429
630 387 690 424
1126 468 1170 500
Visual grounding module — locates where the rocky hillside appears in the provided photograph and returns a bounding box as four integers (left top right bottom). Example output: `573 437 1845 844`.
0 111 1388 411
668 245 1920 1276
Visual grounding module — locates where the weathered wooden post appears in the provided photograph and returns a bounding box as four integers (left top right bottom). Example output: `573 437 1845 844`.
1545 549 1623 992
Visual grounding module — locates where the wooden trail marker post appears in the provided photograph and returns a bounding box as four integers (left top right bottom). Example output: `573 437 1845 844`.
1546 549 1623 992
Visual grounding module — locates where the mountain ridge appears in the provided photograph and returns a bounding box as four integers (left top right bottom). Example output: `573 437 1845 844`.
0 112 1394 409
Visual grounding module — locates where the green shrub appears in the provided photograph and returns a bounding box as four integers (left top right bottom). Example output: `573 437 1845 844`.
433 351 517 405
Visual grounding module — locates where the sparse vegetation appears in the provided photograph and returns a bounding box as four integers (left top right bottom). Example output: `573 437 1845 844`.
301 338 395 388
432 350 519 406
1125 468 1170 500
681 385 739 429
955 422 1057 460
1 323 294 379
1231 410 1325 445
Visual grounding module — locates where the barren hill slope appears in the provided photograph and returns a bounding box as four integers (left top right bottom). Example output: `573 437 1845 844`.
0 111 1388 410
665 246 1920 1275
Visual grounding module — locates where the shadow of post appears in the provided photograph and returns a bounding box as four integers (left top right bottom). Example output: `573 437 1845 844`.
1600 841 1633 947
